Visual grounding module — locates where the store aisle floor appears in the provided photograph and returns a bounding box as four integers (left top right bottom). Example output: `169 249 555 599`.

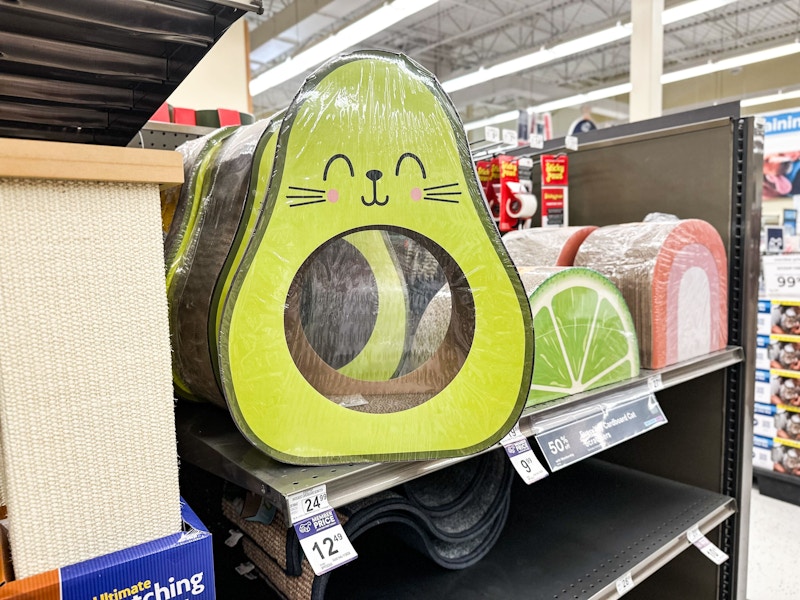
747 486 800 600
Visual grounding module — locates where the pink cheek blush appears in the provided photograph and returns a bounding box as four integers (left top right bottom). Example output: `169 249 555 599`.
411 187 422 201
327 189 339 203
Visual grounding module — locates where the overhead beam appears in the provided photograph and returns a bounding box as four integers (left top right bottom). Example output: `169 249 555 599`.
249 0 336 51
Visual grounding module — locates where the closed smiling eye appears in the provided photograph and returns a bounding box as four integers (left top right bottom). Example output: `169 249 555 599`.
395 152 426 178
288 153 354 207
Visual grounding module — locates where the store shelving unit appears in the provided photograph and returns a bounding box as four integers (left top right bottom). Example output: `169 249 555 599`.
0 0 260 146
177 104 760 600
176 347 742 517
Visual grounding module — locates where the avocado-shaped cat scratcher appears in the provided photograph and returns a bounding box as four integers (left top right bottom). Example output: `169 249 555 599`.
219 50 534 464
170 116 282 405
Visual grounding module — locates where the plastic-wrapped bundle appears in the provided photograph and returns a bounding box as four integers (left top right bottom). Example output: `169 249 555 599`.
520 267 638 404
418 266 639 406
502 225 597 267
223 450 512 599
169 116 282 405
574 220 728 369
219 50 533 464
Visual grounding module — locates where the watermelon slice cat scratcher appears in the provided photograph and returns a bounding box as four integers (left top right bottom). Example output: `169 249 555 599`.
219 51 534 464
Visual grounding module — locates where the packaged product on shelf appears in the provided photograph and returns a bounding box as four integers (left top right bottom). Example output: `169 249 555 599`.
753 403 778 438
0 141 182 578
413 266 639 406
755 369 771 404
168 116 283 405
215 50 534 464
753 435 777 471
764 369 800 407
776 406 800 442
757 299 800 337
502 225 597 268
756 334 772 371
768 437 800 478
573 219 728 369
0 500 214 600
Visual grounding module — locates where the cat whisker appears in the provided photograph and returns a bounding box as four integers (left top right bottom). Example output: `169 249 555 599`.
289 199 327 207
289 185 326 193
424 196 459 204
424 191 462 196
287 195 324 199
424 182 459 191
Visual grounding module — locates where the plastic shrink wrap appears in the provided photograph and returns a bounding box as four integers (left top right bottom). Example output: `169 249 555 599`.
168 116 282 406
574 219 728 369
502 225 597 267
217 50 534 464
419 266 639 406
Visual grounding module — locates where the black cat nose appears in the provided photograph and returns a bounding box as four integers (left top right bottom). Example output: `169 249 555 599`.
366 169 383 182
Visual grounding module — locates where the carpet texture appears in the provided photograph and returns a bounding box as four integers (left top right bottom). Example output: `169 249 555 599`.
0 178 181 577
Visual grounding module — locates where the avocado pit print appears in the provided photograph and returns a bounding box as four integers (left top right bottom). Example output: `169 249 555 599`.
219 51 534 464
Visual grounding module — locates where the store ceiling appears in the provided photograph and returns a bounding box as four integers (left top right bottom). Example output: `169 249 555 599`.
246 0 800 122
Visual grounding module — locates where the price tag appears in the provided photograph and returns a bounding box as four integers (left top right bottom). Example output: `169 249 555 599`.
500 423 548 485
529 134 544 149
224 529 244 547
565 135 579 151
615 572 634 596
687 526 729 565
647 373 663 394
485 126 500 143
502 128 518 146
518 157 534 168
288 484 357 575
762 255 800 299
535 393 667 471
235 562 255 576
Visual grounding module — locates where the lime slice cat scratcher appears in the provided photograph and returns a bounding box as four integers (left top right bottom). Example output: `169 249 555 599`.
503 226 597 267
219 50 534 464
170 117 282 405
573 219 728 369
518 267 639 405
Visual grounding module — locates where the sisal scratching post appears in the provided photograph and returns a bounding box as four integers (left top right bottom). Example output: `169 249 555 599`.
0 140 183 577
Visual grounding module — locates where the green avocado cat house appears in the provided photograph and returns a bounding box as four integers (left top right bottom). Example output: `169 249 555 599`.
219 50 534 464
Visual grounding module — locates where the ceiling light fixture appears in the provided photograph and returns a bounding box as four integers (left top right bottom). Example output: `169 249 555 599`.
463 40 800 131
443 0 738 94
741 88 800 108
661 0 737 25
250 0 440 96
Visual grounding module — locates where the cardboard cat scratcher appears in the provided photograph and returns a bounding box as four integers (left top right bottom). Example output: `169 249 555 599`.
169 116 282 406
218 50 534 464
574 219 728 369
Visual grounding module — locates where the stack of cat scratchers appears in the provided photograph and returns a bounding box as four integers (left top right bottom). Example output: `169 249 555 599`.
168 117 282 406
169 50 533 465
502 225 597 267
0 140 182 577
224 450 512 599
574 219 728 369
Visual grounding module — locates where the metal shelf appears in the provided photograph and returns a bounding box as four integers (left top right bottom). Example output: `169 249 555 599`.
128 121 217 150
0 0 260 146
323 460 736 600
176 347 743 521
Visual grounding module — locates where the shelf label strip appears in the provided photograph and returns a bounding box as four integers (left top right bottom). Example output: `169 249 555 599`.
500 423 549 485
615 571 634 596
687 525 729 565
287 484 358 575
534 393 668 471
